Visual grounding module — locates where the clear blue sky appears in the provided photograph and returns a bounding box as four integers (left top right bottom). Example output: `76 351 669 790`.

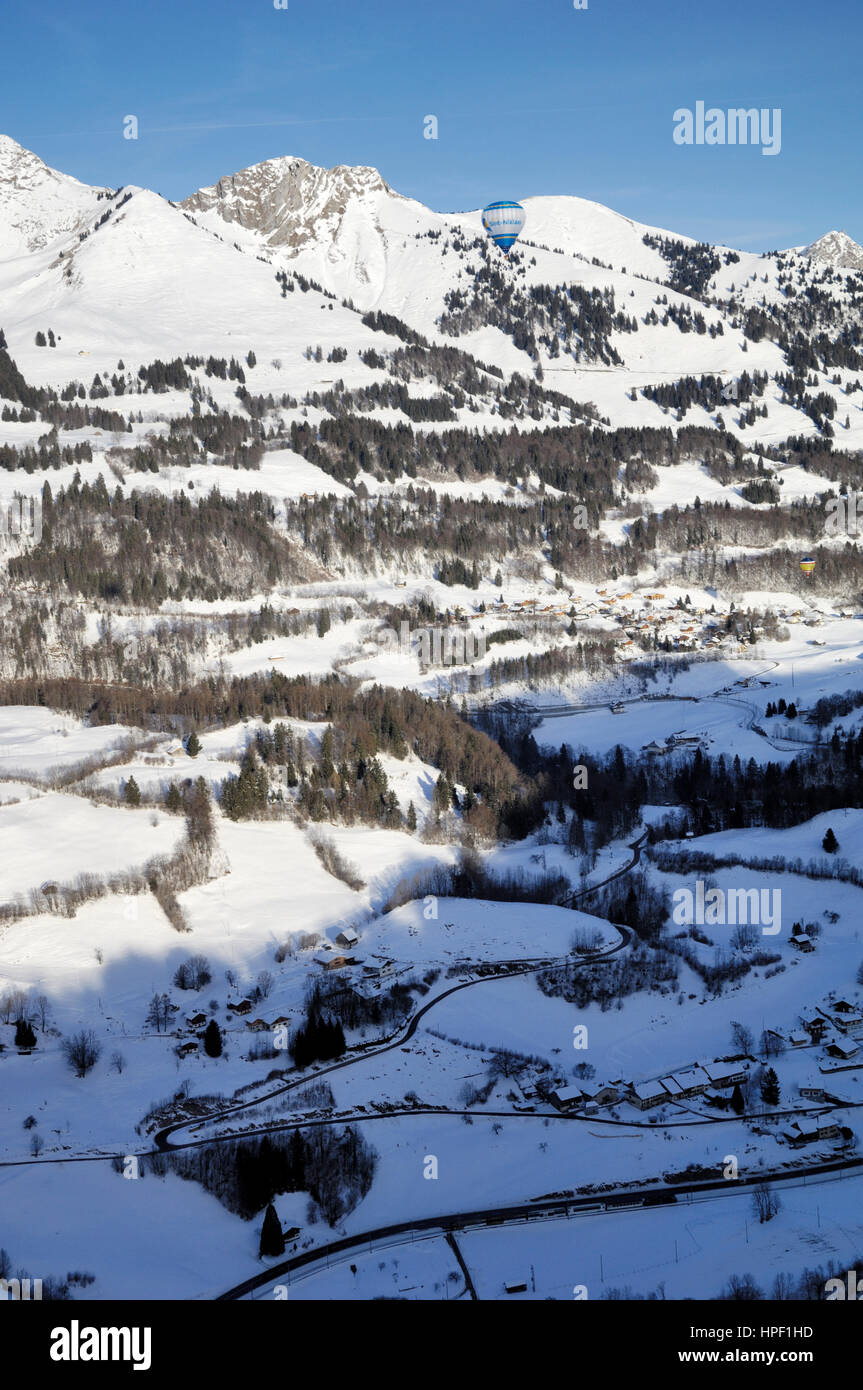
4 0 861 249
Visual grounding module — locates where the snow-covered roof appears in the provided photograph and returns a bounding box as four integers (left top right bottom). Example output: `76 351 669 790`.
552 1085 584 1104
632 1080 668 1101
701 1061 745 1084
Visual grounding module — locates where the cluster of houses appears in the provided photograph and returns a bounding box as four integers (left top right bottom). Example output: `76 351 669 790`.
641 732 707 756
550 1058 748 1114
434 584 830 663
783 998 863 1063
306 928 408 999
780 1119 849 1149
176 1001 293 1055
482 587 758 658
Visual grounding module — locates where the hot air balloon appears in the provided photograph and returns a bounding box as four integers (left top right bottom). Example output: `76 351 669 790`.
800 556 816 576
481 200 526 254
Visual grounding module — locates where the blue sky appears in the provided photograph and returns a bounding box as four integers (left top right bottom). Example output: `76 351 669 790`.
4 0 861 249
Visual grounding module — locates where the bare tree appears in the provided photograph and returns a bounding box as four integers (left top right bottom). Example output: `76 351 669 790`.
488 1049 520 1079
34 994 50 1033
110 1051 126 1074
146 993 172 1034
771 1271 795 1300
760 1028 785 1059
731 922 758 952
256 970 275 999
62 1029 102 1078
751 1182 781 1224
30 1132 44 1156
1 990 30 1025
174 954 211 991
721 1272 765 1300
731 1020 754 1055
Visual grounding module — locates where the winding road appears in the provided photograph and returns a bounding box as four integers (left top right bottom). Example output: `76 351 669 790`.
153 835 647 1152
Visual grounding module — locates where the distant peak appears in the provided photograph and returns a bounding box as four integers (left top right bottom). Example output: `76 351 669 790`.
804 229 863 270
181 153 398 250
0 133 46 173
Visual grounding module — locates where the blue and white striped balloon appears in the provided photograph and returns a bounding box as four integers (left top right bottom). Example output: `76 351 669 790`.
481 200 526 254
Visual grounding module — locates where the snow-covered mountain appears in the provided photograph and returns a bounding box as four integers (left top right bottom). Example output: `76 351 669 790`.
0 134 111 259
182 155 408 252
804 229 863 270
1 134 863 453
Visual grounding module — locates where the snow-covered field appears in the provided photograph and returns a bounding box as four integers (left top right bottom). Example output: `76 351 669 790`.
2 131 863 1305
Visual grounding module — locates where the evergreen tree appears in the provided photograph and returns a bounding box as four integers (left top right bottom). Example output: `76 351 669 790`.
730 1083 744 1115
186 730 201 758
123 775 141 807
165 782 182 812
15 1018 36 1048
203 1020 222 1058
259 1202 285 1258
822 826 839 853
760 1067 780 1106
406 801 417 832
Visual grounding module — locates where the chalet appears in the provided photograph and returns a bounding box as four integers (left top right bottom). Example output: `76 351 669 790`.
789 1030 809 1048
800 1014 827 1041
177 1041 198 1057
504 1279 528 1295
272 1015 291 1027
667 1067 710 1098
227 999 252 1016
826 1038 858 1061
643 740 670 756
819 1000 863 1033
790 934 814 953
582 1084 619 1107
186 1013 207 1029
799 1085 825 1101
629 1079 669 1110
818 1122 840 1140
315 953 351 971
365 959 395 978
335 928 360 949
782 1125 819 1149
701 1061 747 1088
550 1085 585 1112
657 1075 684 1099
246 1019 271 1033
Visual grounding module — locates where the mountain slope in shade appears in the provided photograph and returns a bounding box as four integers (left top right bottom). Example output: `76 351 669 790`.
804 229 863 270
0 135 110 259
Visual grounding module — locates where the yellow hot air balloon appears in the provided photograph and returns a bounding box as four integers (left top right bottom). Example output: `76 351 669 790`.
800 556 816 575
